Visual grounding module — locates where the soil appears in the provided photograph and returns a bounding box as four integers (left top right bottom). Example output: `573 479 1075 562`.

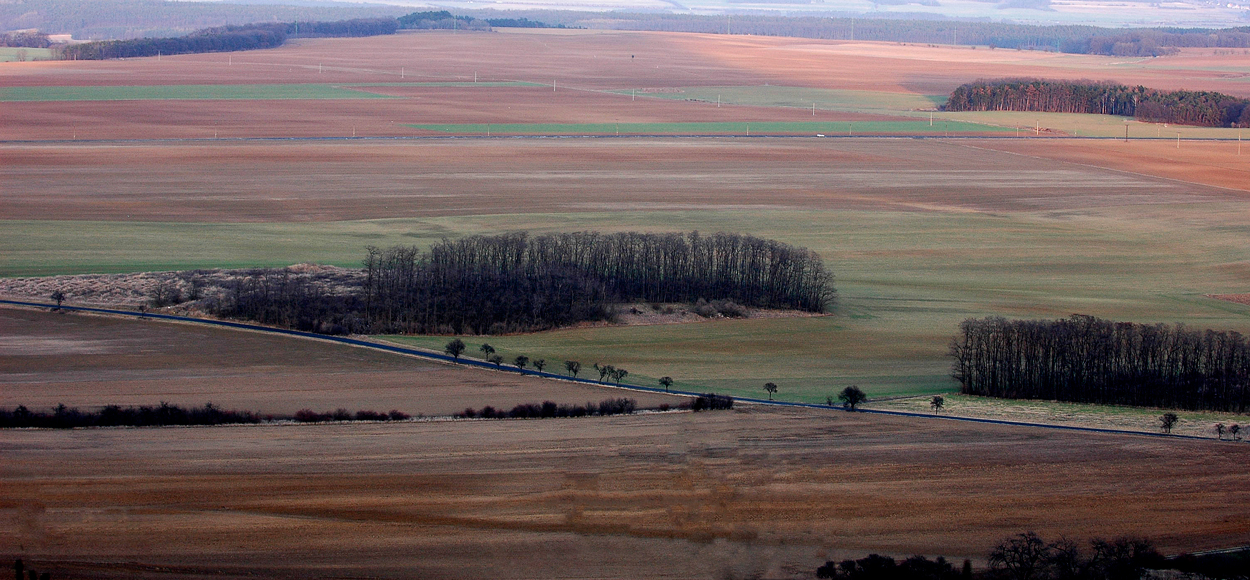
0 306 686 416
3 405 1248 580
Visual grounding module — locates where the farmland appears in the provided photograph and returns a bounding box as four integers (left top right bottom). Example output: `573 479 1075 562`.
3 27 1250 576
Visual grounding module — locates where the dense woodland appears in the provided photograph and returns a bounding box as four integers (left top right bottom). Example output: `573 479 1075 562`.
946 79 1250 127
397 11 491 31
951 316 1250 412
59 18 398 60
210 231 834 335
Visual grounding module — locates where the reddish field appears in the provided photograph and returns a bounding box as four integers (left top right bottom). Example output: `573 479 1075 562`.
4 138 1242 223
0 307 684 415
3 406 1249 579
4 31 1250 141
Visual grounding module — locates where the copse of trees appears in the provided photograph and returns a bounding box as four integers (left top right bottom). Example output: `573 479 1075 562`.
208 231 833 335
59 18 397 60
359 231 833 335
945 79 1250 128
951 315 1250 412
397 11 490 31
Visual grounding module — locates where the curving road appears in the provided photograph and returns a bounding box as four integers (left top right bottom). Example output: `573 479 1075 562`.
0 297 1217 441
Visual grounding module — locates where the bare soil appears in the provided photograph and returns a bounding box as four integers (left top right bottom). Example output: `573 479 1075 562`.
0 306 685 416
3 138 1234 223
3 405 1248 580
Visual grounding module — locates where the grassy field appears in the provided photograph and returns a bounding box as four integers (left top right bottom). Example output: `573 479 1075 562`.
406 120 1008 135
0 47 54 62
937 110 1250 139
12 192 1249 401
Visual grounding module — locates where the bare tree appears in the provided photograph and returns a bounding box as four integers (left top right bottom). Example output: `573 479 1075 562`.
931 395 945 412
1160 412 1178 434
533 359 546 372
659 376 674 392
479 343 495 358
764 382 778 401
513 355 529 371
565 360 581 378
989 532 1051 580
444 338 466 361
1231 424 1241 441
488 354 503 367
1216 423 1226 440
50 290 65 309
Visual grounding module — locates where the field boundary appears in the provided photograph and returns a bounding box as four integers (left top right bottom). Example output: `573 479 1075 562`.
0 298 1222 441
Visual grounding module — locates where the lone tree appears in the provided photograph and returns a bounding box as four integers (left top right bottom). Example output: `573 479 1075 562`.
479 343 495 357
565 360 581 378
488 354 503 367
1160 412 1179 434
931 395 945 412
839 385 867 411
50 290 65 309
444 338 466 361
513 355 529 371
659 376 674 392
533 359 546 372
763 382 778 400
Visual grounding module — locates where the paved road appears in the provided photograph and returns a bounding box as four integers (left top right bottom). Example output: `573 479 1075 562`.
0 298 1219 441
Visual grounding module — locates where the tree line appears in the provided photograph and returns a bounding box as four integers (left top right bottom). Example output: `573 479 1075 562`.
518 11 1250 57
945 79 1250 128
58 18 397 60
950 315 1250 412
0 30 51 48
818 532 1250 580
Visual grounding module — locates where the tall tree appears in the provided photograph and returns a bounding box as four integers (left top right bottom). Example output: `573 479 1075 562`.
565 360 581 378
839 386 867 411
444 338 466 361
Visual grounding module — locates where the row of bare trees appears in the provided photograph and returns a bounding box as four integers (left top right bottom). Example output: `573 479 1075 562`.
945 79 1250 127
951 315 1250 412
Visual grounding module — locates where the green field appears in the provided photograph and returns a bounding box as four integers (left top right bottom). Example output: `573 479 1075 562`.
10 201 1250 402
407 120 1008 135
0 47 54 62
0 81 547 102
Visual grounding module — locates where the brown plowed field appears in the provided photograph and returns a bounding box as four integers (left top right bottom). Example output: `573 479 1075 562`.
3 405 1249 579
0 307 685 415
4 138 1240 223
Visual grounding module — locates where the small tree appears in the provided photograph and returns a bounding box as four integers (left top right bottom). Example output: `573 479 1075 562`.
839 385 867 411
513 355 529 371
611 368 628 384
1159 412 1178 434
659 376 674 392
565 360 581 378
1216 423 1226 440
1231 424 1241 441
826 395 835 406
931 395 945 412
444 338 466 361
763 382 778 401
50 290 65 309
596 363 614 383
488 354 503 367
533 359 546 372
